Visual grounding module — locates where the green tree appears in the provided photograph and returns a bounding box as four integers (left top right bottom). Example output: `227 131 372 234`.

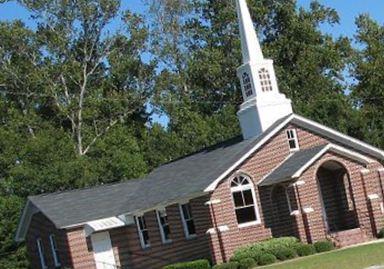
0 1 153 266
1 0 155 157
148 0 354 135
351 14 384 148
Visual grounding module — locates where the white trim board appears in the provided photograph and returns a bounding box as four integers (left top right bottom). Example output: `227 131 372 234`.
292 144 372 179
15 201 39 242
259 143 372 187
205 114 295 191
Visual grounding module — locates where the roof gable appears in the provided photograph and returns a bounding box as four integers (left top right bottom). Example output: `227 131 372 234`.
205 114 384 191
259 144 373 187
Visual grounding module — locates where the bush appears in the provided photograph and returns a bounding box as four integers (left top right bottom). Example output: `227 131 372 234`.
272 246 296 261
231 237 299 263
238 258 256 269
212 262 239 269
230 248 256 262
296 244 317 256
314 240 334 253
258 253 277 266
163 259 211 269
377 228 384 238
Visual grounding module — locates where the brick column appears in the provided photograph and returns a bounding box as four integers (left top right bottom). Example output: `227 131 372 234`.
293 182 314 243
373 168 384 232
205 199 227 264
360 169 377 237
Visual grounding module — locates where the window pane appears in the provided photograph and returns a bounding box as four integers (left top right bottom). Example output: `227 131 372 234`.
182 204 190 219
186 220 196 235
160 215 166 225
232 191 244 207
37 239 47 268
138 217 145 230
243 190 254 206
236 206 257 224
289 140 297 149
163 225 171 240
142 230 150 245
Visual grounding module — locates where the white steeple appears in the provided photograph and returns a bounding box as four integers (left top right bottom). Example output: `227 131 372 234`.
236 0 263 63
235 0 293 140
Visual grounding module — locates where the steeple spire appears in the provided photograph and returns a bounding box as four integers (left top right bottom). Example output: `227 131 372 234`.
236 0 263 63
235 0 293 140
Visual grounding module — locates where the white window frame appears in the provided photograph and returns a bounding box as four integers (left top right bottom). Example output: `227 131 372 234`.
135 215 150 249
230 175 261 228
36 238 47 269
156 209 172 244
286 129 299 151
179 203 197 239
49 234 61 267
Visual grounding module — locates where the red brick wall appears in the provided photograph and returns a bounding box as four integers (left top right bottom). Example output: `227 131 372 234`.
65 228 96 269
117 195 212 269
27 195 212 269
208 124 384 263
26 213 71 269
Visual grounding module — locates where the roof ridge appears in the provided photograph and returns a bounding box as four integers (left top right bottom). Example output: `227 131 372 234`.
152 135 245 168
29 177 144 199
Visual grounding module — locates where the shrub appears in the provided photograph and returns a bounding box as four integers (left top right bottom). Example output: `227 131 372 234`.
163 259 211 269
258 253 277 266
296 244 317 256
230 247 256 262
212 262 239 269
272 246 296 261
238 258 256 269
377 228 384 238
231 237 299 263
314 240 334 253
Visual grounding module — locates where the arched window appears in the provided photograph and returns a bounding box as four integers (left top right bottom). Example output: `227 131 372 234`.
258 68 273 92
231 175 260 226
242 72 254 97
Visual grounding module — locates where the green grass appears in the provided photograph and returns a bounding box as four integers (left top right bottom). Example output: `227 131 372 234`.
259 242 384 269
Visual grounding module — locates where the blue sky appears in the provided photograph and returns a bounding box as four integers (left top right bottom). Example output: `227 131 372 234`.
1 0 383 36
1 0 383 125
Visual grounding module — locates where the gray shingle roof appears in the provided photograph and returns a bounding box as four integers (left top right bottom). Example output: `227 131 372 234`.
24 114 384 229
259 145 328 186
29 115 291 228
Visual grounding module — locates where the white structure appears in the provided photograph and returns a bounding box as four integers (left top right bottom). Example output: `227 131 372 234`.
236 0 293 139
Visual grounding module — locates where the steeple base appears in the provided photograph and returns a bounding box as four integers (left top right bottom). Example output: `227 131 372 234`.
237 95 293 140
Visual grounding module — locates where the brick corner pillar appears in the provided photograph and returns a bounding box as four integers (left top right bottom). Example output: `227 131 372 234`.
291 211 308 243
291 181 316 244
205 199 228 265
360 169 378 237
206 228 229 265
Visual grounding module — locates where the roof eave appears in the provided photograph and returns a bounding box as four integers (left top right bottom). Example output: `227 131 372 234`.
15 200 39 242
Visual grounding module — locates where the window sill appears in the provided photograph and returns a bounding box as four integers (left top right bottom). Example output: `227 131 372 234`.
162 240 173 245
141 244 151 250
238 221 261 229
185 234 197 240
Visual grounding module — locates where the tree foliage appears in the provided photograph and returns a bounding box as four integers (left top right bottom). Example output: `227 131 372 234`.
351 14 384 148
0 0 383 267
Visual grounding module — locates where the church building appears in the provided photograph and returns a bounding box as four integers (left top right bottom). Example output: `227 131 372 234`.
15 0 384 268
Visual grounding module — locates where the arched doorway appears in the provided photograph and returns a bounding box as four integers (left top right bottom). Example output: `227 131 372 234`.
317 161 359 232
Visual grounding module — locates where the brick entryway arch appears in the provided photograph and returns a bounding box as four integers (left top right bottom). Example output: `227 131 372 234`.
316 160 359 233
